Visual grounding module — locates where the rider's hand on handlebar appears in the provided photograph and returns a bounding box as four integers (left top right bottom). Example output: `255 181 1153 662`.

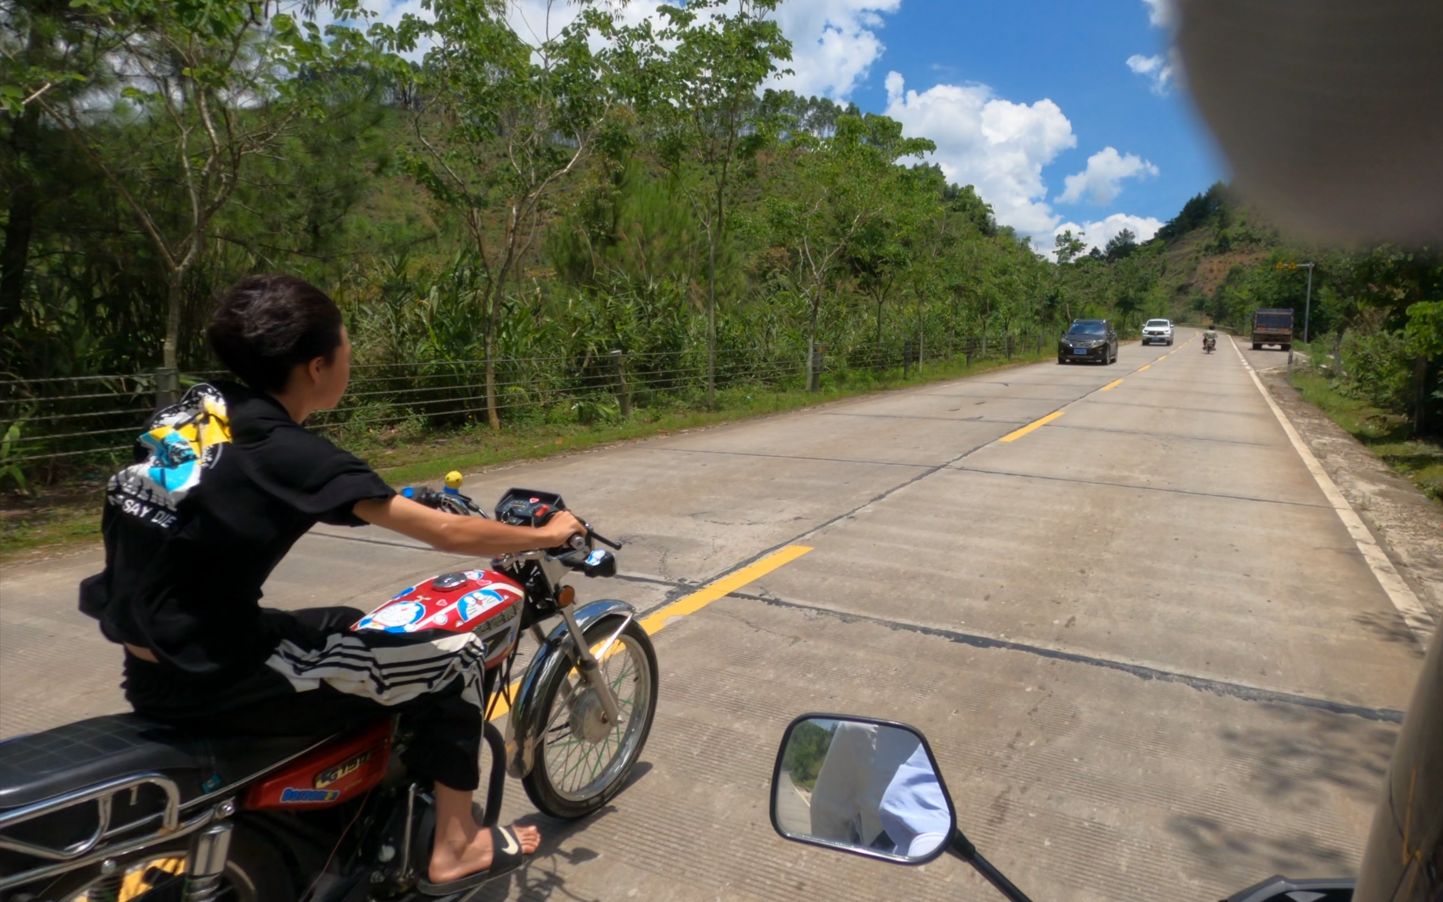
538 511 585 548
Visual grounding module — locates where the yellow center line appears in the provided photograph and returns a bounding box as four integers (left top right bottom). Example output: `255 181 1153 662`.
638 545 813 634
999 409 1065 443
487 544 813 721
1138 363 1151 372
1100 378 1124 392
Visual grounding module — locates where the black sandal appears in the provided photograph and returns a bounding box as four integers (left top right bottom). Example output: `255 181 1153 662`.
416 824 530 897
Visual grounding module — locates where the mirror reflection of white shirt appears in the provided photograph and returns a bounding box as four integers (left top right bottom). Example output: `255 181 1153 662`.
809 724 921 849
879 744 951 856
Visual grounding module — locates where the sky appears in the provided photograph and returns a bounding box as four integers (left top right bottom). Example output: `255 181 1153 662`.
370 0 1229 256
762 0 1227 254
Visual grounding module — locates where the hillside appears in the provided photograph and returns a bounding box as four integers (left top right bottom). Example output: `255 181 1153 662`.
1098 182 1440 441
1118 183 1293 330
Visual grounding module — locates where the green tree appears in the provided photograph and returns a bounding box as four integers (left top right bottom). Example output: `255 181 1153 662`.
4 0 364 385
1054 230 1086 266
372 0 625 427
849 158 936 352
766 114 933 388
1404 300 1443 434
1104 228 1137 261
628 0 792 408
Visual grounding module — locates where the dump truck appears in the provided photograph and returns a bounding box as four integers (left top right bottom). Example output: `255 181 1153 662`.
1251 308 1294 351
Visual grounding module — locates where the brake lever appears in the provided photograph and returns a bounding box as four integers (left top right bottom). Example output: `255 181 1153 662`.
586 526 622 550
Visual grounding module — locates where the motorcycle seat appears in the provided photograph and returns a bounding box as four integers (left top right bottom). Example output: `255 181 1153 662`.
0 713 332 812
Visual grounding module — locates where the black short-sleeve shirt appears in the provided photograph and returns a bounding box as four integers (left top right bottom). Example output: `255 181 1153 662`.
79 382 395 677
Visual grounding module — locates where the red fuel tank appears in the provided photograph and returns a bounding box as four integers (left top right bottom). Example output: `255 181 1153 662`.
354 569 525 669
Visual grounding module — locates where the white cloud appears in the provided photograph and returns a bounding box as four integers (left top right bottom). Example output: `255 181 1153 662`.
1126 51 1176 95
1053 213 1164 256
1142 0 1175 29
882 71 1077 246
770 0 902 100
1058 146 1159 205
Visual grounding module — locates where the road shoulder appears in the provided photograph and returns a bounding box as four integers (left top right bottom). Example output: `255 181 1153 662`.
1258 364 1443 622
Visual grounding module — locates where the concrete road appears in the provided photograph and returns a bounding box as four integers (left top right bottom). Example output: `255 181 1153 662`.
0 329 1428 901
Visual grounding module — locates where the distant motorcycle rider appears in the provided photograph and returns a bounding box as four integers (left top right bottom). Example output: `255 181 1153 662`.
1203 325 1218 351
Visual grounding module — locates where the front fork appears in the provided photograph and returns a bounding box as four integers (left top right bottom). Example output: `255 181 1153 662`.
506 599 638 779
554 604 623 725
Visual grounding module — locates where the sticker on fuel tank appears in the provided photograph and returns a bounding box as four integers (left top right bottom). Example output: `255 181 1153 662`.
354 600 426 633
458 587 513 621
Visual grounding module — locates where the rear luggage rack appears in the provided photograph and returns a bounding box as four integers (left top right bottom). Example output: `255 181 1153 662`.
0 772 216 890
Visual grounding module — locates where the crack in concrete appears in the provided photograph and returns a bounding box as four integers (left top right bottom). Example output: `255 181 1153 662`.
727 590 1405 725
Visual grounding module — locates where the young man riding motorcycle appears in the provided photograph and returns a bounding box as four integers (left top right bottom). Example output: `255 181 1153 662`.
1202 325 1217 351
78 274 578 893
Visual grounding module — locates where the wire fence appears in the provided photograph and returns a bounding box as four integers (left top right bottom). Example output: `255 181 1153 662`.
0 332 1051 484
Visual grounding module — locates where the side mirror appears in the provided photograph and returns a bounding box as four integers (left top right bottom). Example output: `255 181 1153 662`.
770 715 956 865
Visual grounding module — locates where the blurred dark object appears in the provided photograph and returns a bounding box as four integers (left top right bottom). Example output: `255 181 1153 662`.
1176 0 1443 245
1354 626 1442 902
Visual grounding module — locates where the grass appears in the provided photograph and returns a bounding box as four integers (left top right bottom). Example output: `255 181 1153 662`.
1290 368 1443 503
0 348 1053 560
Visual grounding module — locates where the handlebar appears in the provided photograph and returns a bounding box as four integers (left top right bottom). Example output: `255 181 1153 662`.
402 478 622 570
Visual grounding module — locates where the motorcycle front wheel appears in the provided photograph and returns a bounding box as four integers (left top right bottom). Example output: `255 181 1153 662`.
521 618 657 819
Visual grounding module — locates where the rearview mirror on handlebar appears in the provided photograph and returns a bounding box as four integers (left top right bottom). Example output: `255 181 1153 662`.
770 715 956 866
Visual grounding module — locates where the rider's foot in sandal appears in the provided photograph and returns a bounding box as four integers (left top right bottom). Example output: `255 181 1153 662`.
420 821 541 895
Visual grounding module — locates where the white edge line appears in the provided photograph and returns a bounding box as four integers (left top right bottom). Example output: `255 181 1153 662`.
1228 336 1434 647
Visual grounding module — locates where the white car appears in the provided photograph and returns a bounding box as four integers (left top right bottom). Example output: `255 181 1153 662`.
1141 318 1174 346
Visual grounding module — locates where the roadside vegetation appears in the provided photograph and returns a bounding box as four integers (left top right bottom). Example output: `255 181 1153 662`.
2 1 1438 515
1289 362 1443 504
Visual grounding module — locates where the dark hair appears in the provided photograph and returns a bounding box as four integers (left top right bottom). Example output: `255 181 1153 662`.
207 274 343 392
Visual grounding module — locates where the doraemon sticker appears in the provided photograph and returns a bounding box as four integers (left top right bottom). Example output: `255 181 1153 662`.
458 588 498 621
354 600 426 633
457 585 523 623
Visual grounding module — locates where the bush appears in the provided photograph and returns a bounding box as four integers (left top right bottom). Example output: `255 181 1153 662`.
1341 328 1413 410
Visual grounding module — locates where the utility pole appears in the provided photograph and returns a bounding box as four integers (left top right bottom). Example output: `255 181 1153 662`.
1301 262 1315 343
1274 260 1317 344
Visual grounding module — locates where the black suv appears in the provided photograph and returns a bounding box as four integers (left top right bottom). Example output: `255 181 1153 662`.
1058 319 1118 365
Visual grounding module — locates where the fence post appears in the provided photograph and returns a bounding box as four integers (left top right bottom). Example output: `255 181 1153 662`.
156 367 179 407
806 339 822 392
1006 334 1014 359
610 349 631 418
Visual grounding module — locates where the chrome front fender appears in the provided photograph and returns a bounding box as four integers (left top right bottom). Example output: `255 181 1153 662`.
504 599 636 778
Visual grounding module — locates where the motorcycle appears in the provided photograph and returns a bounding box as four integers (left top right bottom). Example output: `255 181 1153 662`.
0 479 657 902
769 714 1356 902
1204 333 1217 353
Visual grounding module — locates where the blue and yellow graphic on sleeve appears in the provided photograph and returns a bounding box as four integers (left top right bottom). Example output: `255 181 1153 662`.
107 385 231 529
